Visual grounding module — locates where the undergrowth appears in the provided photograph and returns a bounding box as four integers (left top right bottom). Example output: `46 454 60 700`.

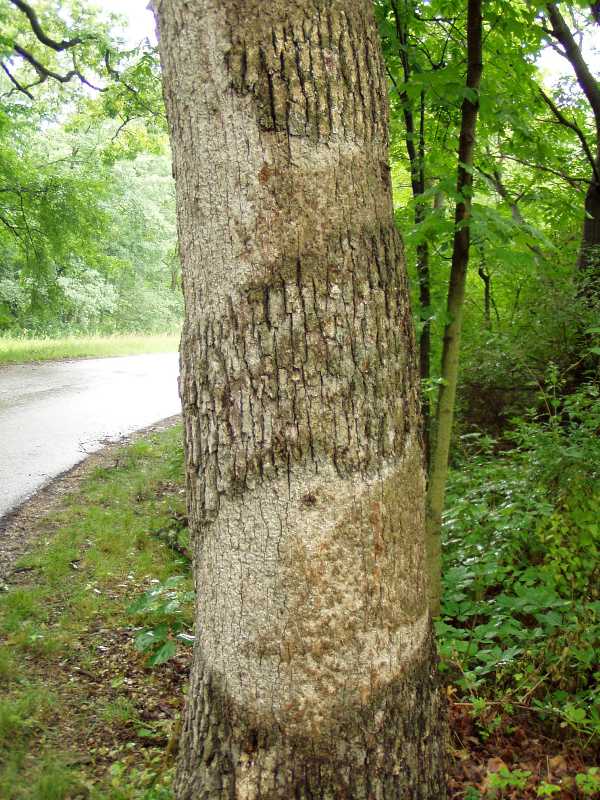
0 424 191 799
440 380 600 751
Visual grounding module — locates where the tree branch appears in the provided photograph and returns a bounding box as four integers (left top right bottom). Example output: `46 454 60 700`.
13 43 106 91
0 61 34 98
545 3 600 127
476 165 524 223
539 87 600 183
8 0 87 51
501 153 589 191
104 50 165 120
0 210 21 238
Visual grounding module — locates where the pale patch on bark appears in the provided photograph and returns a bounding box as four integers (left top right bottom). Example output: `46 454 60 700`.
196 436 428 737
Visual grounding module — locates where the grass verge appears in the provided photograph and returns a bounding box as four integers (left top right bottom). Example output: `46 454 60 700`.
0 423 192 799
0 334 179 365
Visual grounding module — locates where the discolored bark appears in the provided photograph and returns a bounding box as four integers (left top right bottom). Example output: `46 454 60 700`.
155 1 446 796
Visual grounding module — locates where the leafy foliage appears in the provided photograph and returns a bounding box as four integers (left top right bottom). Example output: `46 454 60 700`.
439 378 600 742
0 115 181 335
378 0 600 428
0 0 179 337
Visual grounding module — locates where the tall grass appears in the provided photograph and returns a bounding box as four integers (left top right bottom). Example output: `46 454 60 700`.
0 333 179 365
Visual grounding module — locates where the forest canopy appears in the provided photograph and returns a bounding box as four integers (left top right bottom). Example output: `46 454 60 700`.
0 0 179 335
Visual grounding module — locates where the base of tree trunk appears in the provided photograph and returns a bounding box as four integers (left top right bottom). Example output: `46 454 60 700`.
174 629 447 800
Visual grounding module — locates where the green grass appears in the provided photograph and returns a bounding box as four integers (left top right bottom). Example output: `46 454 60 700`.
0 333 179 365
0 423 190 799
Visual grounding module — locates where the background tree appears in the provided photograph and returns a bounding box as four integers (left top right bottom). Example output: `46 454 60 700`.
376 0 600 610
425 0 483 615
0 0 181 336
155 0 446 797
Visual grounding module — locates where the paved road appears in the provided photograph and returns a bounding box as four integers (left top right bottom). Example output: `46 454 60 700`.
0 353 180 518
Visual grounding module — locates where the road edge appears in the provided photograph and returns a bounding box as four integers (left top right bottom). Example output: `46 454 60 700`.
0 414 182 583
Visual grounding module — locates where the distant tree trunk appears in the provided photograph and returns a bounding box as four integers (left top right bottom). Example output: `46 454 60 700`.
579 166 600 286
390 0 432 467
478 254 491 329
155 1 447 798
545 3 600 291
426 0 483 616
544 3 600 379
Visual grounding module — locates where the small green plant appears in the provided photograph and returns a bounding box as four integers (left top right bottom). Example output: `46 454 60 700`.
576 767 600 797
100 696 138 727
99 758 175 800
28 760 85 800
0 647 15 685
0 686 54 747
487 766 531 796
467 697 503 741
537 781 561 796
128 576 194 666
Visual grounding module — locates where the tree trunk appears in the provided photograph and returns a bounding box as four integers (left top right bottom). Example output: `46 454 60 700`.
426 0 483 616
543 4 600 381
389 0 432 467
478 256 491 329
544 4 600 291
578 168 600 291
155 1 446 797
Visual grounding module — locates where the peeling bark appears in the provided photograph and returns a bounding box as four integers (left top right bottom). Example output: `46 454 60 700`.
155 1 446 796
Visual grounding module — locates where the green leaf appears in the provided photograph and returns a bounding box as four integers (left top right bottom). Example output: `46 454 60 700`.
134 624 169 652
147 639 177 666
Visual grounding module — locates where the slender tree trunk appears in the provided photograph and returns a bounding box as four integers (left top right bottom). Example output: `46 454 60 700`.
390 1 432 467
417 235 432 463
575 166 600 383
426 0 483 616
415 93 432 469
155 1 447 797
545 3 600 293
478 253 491 329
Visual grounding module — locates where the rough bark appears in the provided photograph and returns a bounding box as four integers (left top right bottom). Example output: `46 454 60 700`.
426 0 483 616
155 1 446 797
